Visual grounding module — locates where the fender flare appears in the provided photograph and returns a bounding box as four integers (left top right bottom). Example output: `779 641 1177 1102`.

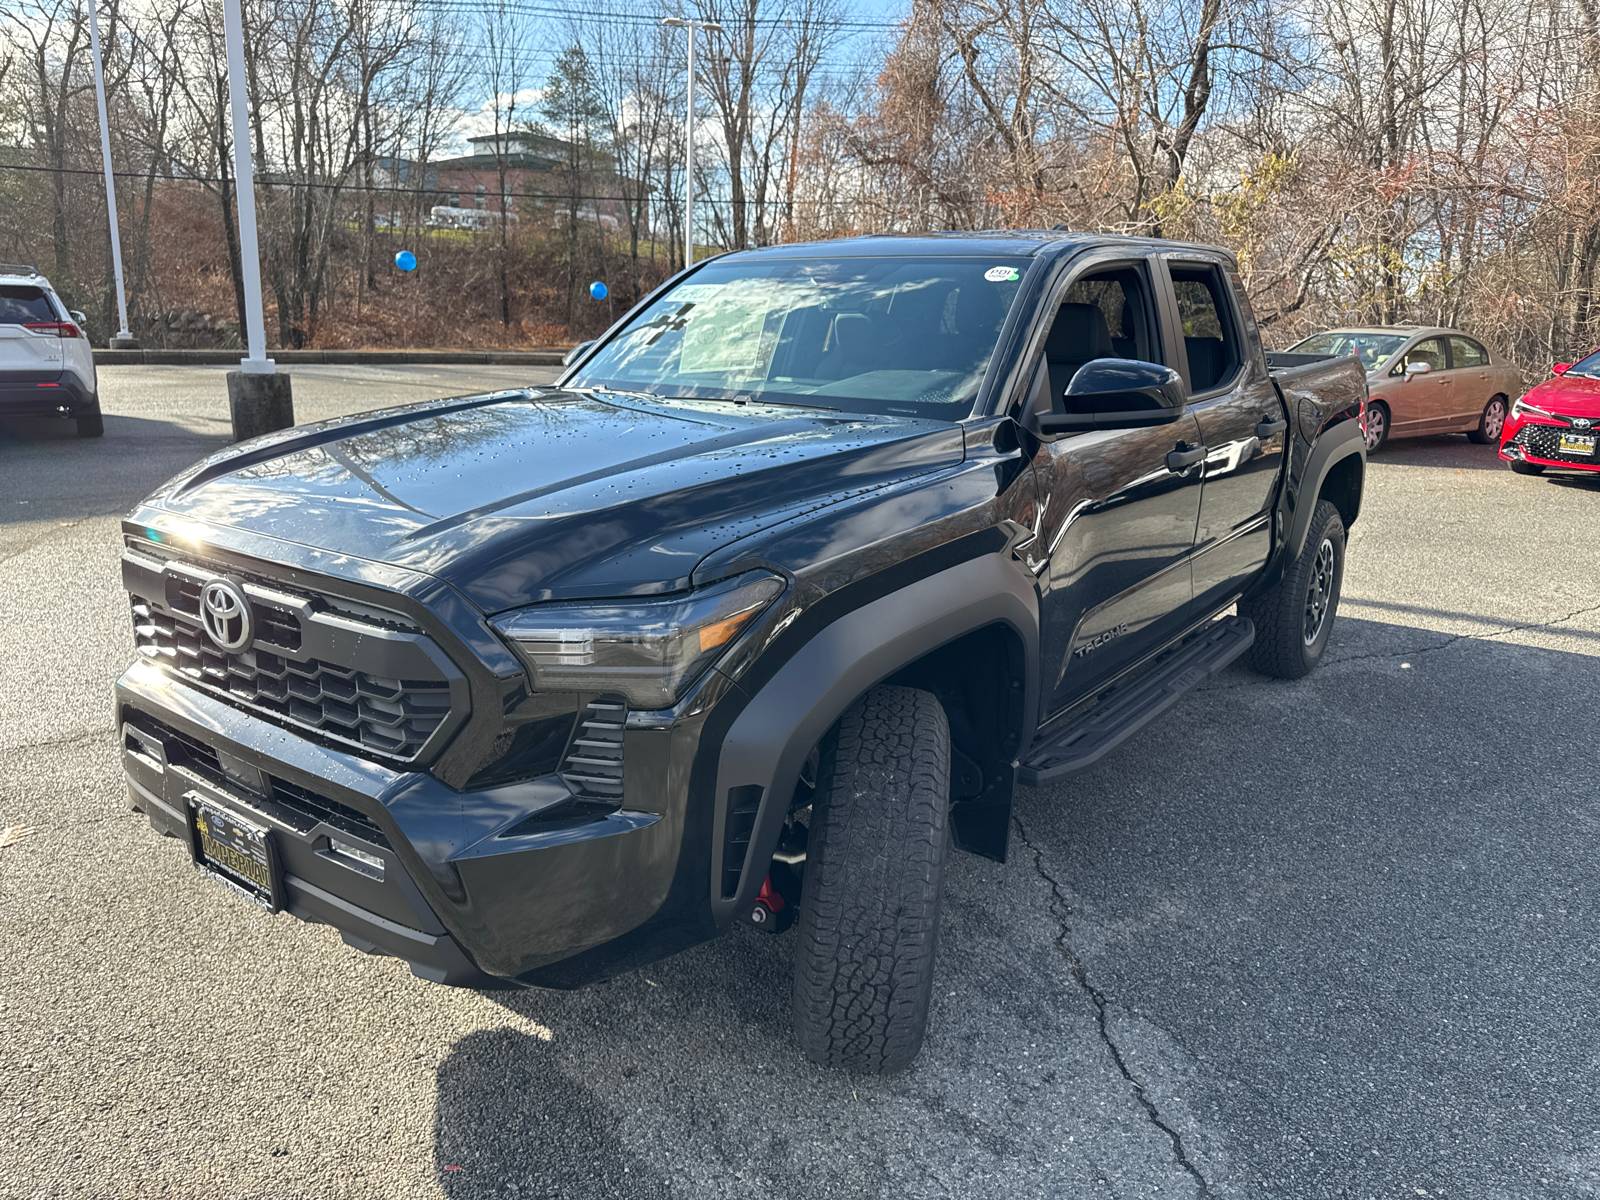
1251 418 1365 597
709 553 1039 928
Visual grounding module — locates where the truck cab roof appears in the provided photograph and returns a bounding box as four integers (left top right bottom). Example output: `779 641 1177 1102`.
715 230 1236 261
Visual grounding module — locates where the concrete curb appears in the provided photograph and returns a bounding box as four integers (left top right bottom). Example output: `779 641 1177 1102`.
94 348 569 367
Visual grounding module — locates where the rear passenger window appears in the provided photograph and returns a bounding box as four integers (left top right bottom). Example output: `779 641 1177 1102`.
0 285 56 324
1449 337 1489 368
1168 266 1240 393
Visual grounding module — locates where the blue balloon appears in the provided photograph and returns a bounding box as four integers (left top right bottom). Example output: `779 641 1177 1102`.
589 280 608 299
395 250 417 272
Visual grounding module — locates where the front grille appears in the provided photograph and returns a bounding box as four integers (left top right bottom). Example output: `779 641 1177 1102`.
559 700 626 801
1511 424 1600 466
123 546 463 764
144 715 386 843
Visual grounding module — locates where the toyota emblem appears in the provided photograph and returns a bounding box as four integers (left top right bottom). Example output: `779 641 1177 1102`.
1574 418 1593 430
199 578 253 653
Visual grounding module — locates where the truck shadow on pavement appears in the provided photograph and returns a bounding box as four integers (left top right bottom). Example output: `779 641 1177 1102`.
431 617 1600 1200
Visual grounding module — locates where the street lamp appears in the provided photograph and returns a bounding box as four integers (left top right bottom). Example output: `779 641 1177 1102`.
662 16 721 269
85 0 135 348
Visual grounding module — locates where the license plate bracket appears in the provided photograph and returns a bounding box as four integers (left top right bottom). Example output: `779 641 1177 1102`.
1559 432 1596 456
185 793 282 912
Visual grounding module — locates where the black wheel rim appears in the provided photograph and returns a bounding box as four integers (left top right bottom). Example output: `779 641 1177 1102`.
1303 537 1336 646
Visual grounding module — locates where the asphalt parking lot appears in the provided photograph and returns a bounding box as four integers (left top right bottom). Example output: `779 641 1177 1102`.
3 365 1599 1200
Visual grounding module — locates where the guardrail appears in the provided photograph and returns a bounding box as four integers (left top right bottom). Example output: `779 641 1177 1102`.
94 348 569 367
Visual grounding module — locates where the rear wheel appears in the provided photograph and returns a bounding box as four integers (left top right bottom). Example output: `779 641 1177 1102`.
1468 395 1507 444
75 402 104 438
1241 499 1346 680
1363 401 1390 451
792 685 950 1074
1510 460 1546 476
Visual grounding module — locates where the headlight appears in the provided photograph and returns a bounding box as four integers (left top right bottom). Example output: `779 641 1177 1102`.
1512 397 1552 422
491 571 786 709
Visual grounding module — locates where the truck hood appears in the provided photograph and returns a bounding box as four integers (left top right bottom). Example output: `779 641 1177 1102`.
145 388 965 611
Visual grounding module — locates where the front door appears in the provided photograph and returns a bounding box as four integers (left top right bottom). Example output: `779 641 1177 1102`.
1386 337 1450 434
1025 256 1204 718
1164 257 1289 616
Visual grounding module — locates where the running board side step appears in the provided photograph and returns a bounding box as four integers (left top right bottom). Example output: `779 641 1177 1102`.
1018 616 1255 786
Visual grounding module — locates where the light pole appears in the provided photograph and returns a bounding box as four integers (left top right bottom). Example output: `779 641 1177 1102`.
662 16 720 269
85 0 135 348
221 0 293 439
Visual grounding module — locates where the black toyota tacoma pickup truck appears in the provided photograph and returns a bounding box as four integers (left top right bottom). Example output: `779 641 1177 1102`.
115 232 1366 1072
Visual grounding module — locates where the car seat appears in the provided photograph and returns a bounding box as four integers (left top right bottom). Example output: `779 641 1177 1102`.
1045 303 1113 406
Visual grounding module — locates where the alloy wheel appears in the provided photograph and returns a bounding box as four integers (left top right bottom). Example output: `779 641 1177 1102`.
1303 537 1336 646
1364 407 1386 451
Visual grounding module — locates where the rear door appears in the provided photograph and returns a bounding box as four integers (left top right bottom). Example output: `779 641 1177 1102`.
0 283 64 380
1161 256 1287 618
1445 336 1492 428
1025 251 1204 717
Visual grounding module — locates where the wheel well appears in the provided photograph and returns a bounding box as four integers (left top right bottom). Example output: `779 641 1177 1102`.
1319 451 1363 529
882 622 1027 860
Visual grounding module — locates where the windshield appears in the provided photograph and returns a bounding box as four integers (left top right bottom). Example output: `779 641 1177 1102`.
1288 331 1410 372
1564 349 1600 378
568 256 1030 420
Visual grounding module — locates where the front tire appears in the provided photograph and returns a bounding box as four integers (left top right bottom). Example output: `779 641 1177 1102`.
792 685 950 1074
1363 401 1390 451
1468 395 1507 444
1511 460 1546 475
1241 499 1347 680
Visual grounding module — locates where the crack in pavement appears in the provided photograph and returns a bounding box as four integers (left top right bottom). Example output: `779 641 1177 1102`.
1012 815 1216 1199
7 727 116 754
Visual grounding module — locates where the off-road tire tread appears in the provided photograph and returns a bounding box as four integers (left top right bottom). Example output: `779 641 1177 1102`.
792 685 950 1074
1241 499 1345 680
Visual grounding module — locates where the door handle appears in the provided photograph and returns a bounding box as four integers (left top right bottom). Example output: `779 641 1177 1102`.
1255 417 1288 438
1167 443 1206 472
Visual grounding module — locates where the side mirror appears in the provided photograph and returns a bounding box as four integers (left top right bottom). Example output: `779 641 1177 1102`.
1553 362 1572 375
562 340 595 368
1035 359 1186 435
69 310 87 325
1405 360 1431 376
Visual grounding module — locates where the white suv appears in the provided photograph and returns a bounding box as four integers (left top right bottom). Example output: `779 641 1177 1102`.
0 264 101 437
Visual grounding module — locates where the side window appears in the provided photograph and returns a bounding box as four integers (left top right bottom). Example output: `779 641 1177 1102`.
1168 265 1241 394
1039 264 1158 410
1395 338 1446 375
1449 337 1488 369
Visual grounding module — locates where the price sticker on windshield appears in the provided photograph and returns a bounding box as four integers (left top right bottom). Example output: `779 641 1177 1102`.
984 266 1021 282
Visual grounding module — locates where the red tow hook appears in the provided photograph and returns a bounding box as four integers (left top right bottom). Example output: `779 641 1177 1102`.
747 874 792 933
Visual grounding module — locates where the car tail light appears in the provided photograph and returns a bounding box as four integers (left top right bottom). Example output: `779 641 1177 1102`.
23 321 82 339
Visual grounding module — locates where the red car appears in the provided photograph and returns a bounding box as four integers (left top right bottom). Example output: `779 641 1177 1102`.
1499 351 1600 475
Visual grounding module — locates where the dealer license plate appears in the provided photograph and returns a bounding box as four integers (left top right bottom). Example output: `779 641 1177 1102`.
1559 432 1596 456
186 794 281 911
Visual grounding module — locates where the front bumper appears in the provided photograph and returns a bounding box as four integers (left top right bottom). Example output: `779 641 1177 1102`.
116 657 732 987
1500 419 1600 471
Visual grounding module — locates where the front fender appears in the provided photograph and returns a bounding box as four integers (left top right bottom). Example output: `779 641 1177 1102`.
710 552 1039 928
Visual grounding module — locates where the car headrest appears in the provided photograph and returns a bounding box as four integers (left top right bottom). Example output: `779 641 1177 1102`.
1045 303 1113 364
830 312 873 356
